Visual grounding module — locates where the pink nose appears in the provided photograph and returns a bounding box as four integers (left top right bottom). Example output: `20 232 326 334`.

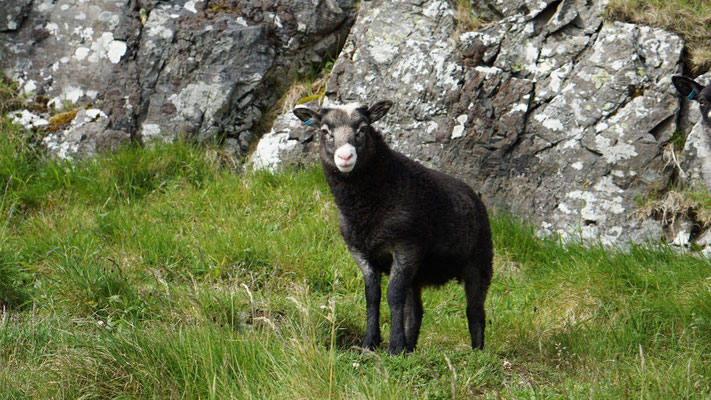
338 153 353 161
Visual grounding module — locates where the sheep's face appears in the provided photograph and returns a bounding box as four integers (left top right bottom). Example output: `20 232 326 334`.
293 100 393 173
673 75 711 126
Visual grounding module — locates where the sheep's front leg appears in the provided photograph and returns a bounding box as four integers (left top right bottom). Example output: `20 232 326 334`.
352 251 381 350
387 248 419 355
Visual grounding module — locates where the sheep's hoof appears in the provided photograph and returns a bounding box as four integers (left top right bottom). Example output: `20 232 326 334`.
388 343 406 355
362 336 381 351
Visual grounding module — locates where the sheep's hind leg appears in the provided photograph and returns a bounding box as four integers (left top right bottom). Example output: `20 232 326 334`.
386 273 408 354
404 285 423 352
464 273 488 350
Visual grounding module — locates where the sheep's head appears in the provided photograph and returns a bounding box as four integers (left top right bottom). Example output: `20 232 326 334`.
673 75 711 126
293 100 393 173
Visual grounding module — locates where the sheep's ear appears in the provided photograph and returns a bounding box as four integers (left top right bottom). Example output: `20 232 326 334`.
293 107 321 126
367 100 393 123
672 75 704 101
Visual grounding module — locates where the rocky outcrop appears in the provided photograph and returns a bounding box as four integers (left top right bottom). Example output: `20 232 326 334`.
251 0 688 245
1 0 356 159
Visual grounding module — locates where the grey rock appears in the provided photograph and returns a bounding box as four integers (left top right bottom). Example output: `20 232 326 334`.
663 217 694 247
2 0 134 106
695 226 711 248
42 108 130 159
136 9 275 147
679 72 711 190
680 120 711 190
488 0 559 19
249 108 319 171
2 0 143 157
327 0 463 162
458 18 682 245
0 0 31 32
134 0 354 153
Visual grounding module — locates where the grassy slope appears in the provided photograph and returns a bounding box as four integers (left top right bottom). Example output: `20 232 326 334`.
0 120 710 399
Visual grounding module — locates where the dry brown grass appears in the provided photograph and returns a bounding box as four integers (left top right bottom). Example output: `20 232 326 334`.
637 188 711 229
0 75 26 114
454 0 490 34
532 284 604 338
278 75 328 114
254 73 328 136
605 0 711 73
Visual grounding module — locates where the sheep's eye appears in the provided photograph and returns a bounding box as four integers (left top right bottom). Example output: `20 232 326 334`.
357 126 368 136
321 128 333 139
701 100 708 108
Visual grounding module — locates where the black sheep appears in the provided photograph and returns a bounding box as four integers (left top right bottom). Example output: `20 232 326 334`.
672 75 711 128
293 100 493 354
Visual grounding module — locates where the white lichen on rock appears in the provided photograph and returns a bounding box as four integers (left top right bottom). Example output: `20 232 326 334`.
10 110 49 129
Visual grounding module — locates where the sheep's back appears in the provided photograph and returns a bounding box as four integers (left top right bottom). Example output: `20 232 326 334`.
332 148 487 267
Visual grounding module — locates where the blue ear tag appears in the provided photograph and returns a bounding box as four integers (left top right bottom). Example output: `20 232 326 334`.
687 90 696 100
304 119 313 126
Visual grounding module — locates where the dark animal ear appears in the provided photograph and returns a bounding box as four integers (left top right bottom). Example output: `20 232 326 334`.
367 100 393 123
293 107 321 126
672 75 704 101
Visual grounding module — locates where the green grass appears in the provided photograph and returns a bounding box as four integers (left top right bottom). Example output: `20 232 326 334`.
0 122 710 399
